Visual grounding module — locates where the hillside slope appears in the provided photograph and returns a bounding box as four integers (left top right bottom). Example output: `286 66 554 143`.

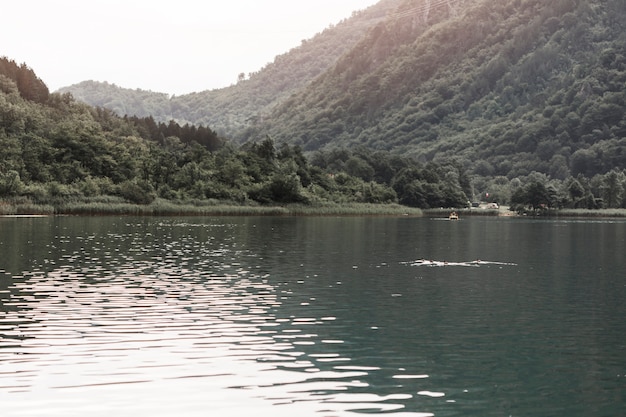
1 56 478 211
58 0 626 185
3 52 625 210
253 0 626 181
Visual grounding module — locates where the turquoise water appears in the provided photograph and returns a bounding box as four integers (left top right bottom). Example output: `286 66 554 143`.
1 216 625 416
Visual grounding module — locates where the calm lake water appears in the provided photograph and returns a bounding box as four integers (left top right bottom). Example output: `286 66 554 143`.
1 215 625 416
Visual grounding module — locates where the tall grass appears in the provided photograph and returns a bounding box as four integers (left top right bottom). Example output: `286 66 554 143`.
1 197 423 217
0 200 55 215
58 200 422 216
286 203 423 216
56 200 285 216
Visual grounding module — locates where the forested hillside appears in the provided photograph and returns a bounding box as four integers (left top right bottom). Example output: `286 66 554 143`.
27 0 626 211
1 56 475 212
249 0 626 207
256 0 626 169
59 0 402 136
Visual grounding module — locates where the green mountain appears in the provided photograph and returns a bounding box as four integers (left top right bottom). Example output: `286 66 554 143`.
60 0 626 185
58 0 401 136
253 0 626 181
50 0 626 210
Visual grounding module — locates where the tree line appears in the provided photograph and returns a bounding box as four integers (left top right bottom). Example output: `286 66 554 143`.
1 67 469 208
51 0 626 212
2 56 624 212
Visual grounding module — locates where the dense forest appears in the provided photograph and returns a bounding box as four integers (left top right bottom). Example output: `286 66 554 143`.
1 56 475 212
0 0 626 213
250 0 626 206
60 0 626 210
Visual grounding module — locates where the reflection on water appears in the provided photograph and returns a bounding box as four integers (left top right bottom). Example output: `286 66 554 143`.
0 218 435 416
1 216 625 416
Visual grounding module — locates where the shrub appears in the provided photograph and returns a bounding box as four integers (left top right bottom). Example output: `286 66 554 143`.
117 179 157 205
0 170 23 196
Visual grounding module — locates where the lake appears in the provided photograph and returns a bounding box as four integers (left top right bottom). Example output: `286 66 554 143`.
1 215 625 416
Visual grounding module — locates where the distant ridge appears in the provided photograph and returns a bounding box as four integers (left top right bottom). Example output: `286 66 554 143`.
59 0 402 135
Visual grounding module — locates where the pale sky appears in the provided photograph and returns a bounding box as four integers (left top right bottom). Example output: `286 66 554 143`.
2 0 380 95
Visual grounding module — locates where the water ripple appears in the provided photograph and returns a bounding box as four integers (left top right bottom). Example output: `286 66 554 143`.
0 220 434 416
5 216 621 416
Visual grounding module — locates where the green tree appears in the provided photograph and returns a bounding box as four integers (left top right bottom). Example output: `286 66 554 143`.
526 181 552 209
117 179 156 205
219 157 249 189
601 169 625 208
567 178 585 206
267 171 305 203
345 156 374 181
0 170 23 195
256 135 277 162
361 181 397 204
512 180 553 213
21 133 52 182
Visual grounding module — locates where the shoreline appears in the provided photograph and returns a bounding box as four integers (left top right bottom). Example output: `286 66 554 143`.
424 206 626 219
2 200 626 218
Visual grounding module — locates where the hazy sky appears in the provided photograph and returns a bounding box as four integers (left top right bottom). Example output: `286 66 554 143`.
2 0 380 95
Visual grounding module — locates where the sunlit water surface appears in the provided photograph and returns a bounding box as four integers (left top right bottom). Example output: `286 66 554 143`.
1 216 625 416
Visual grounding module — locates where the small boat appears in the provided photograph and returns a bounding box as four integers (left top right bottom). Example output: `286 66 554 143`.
448 211 459 220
